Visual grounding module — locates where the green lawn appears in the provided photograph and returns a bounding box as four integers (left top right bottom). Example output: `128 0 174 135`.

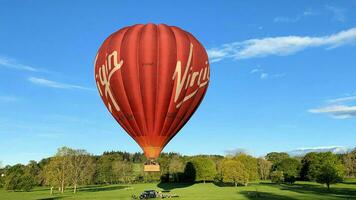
1 180 355 200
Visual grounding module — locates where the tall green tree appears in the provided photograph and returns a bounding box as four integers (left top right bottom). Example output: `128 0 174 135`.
300 152 318 180
168 155 184 182
190 157 216 183
305 152 345 189
275 158 301 184
316 163 344 190
234 154 259 182
183 162 196 182
266 152 290 170
112 160 133 183
221 159 249 186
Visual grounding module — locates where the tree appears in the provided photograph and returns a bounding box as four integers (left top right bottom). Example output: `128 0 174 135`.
183 162 196 182
168 156 184 182
43 147 72 194
4 164 35 191
275 158 301 184
190 157 216 183
221 159 249 186
43 157 67 194
257 158 272 180
26 160 41 186
68 149 95 193
300 152 318 181
342 149 356 178
307 152 345 189
95 153 121 184
316 163 344 190
112 160 133 184
266 152 289 170
234 153 259 182
0 162 5 188
270 171 284 184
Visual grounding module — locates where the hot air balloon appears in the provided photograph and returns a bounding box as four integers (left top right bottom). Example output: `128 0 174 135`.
94 23 210 171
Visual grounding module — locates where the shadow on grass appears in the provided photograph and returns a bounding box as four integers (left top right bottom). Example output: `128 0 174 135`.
37 197 64 200
79 185 129 192
279 183 356 198
157 182 194 192
259 182 356 199
240 191 297 200
342 181 356 185
213 181 259 187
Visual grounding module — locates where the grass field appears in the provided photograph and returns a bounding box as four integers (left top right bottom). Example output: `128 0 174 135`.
1 180 355 200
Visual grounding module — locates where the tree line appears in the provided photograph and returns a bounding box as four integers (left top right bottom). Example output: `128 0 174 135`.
0 147 355 193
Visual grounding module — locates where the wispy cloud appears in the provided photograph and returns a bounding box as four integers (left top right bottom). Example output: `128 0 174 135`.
328 96 356 104
250 68 262 74
309 105 356 119
0 56 39 72
260 73 269 80
208 27 356 62
28 77 94 91
274 9 318 23
310 93 356 119
249 67 285 80
0 95 19 103
325 5 346 22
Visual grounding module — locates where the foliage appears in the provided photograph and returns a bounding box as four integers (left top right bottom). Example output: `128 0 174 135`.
221 159 249 186
190 157 216 183
234 153 259 182
270 170 284 184
4 164 35 191
303 152 345 189
342 148 356 178
316 163 344 190
3 146 355 194
183 162 196 182
68 149 95 193
257 158 272 180
265 152 290 170
275 158 301 184
0 181 356 200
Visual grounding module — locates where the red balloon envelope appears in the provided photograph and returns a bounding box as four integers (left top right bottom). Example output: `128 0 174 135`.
94 23 210 159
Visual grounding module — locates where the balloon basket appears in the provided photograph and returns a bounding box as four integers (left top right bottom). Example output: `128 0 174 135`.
144 160 160 172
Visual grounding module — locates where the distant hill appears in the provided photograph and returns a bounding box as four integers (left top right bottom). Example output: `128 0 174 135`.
288 146 351 156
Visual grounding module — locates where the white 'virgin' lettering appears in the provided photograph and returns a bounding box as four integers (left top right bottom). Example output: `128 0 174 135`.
95 51 123 113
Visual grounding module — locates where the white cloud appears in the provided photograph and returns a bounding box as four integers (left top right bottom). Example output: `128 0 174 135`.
328 95 356 104
0 56 39 72
309 105 356 119
208 27 356 62
28 77 94 91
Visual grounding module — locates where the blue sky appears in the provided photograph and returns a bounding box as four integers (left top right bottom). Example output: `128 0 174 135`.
1 1 356 165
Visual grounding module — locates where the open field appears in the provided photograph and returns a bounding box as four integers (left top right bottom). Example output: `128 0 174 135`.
0 180 356 200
